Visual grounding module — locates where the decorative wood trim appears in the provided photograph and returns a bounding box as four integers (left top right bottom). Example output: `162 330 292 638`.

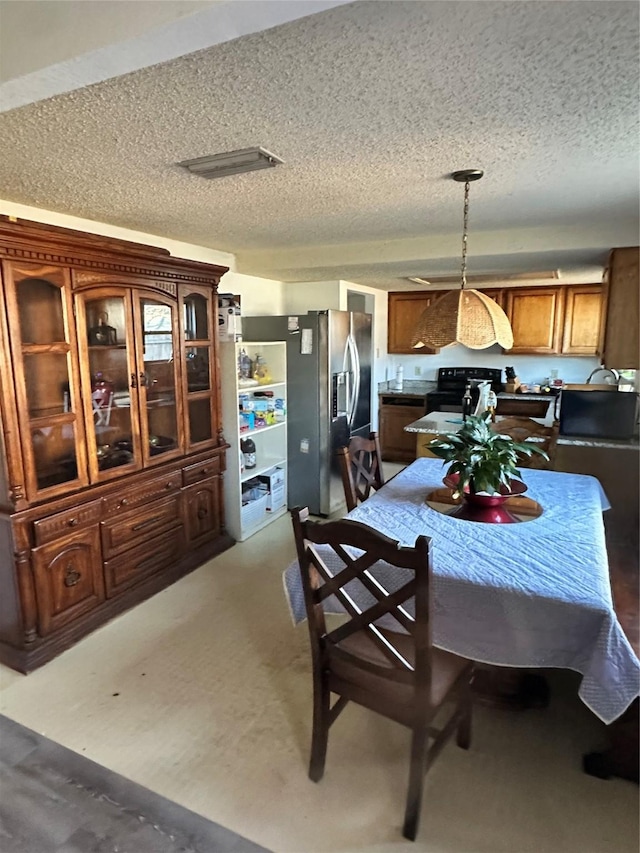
0 249 225 290
16 549 37 643
0 217 229 287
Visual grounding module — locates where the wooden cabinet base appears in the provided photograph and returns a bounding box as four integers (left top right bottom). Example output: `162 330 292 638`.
0 531 234 674
379 396 426 463
0 448 233 673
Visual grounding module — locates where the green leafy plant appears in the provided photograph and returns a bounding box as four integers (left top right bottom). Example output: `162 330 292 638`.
428 413 548 497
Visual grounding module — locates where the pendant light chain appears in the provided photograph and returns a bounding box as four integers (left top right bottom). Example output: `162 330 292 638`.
460 178 471 291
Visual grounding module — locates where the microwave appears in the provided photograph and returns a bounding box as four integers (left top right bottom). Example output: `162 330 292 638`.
558 390 638 439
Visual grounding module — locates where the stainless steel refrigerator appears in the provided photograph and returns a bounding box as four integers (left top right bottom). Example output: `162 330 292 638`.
242 310 372 516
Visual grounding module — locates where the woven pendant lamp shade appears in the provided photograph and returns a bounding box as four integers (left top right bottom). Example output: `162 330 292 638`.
411 288 514 350
411 168 514 351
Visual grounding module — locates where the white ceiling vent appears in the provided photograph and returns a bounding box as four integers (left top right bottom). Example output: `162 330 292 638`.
407 270 561 287
178 147 284 180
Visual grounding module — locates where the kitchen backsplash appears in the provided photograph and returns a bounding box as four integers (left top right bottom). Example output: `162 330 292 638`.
385 344 601 387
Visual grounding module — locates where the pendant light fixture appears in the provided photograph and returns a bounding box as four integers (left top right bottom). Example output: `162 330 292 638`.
411 170 514 350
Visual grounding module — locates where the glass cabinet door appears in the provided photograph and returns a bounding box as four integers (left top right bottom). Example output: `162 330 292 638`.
180 287 216 448
76 290 140 481
135 294 183 462
3 262 88 499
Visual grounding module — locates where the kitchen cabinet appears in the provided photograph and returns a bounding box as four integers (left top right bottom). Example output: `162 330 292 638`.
602 247 639 369
379 394 426 462
561 285 604 355
387 292 442 353
504 287 565 354
480 288 504 307
220 341 288 541
504 284 604 356
0 216 233 672
390 285 605 358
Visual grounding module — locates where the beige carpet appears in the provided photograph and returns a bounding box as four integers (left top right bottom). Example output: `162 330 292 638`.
0 510 637 853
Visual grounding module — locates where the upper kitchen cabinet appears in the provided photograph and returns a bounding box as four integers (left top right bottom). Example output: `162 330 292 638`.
0 216 232 672
479 288 504 307
561 284 604 355
504 284 604 356
387 291 442 354
601 247 639 369
504 287 565 354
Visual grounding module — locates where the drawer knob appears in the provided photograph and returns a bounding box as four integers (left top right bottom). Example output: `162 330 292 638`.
67 518 78 527
197 507 208 519
165 482 173 489
64 567 81 587
201 468 209 476
118 499 128 508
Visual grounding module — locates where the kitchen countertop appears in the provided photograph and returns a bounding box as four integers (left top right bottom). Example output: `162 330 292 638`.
377 385 558 401
404 411 640 450
378 380 436 396
497 392 558 401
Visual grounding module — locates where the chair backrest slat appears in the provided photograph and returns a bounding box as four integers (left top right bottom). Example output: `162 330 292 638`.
337 432 385 511
491 416 559 469
291 508 433 691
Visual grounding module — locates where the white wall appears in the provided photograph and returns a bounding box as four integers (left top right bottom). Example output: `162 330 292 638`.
386 345 601 387
0 200 284 317
220 271 284 316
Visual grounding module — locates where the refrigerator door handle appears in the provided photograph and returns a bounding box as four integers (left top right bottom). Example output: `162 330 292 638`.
344 333 360 429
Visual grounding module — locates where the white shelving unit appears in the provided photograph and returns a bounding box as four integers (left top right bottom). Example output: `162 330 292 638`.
220 341 287 541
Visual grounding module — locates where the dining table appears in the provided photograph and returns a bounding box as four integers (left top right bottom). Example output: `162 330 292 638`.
283 457 640 725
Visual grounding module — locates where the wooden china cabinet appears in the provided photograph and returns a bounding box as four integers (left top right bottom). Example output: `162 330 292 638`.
0 217 234 672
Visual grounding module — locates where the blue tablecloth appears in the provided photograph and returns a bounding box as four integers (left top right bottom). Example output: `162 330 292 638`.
283 457 639 724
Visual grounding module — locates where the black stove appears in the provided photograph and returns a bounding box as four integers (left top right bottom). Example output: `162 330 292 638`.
427 367 503 413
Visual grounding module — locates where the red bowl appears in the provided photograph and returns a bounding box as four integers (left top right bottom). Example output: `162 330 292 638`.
443 473 527 498
442 473 528 523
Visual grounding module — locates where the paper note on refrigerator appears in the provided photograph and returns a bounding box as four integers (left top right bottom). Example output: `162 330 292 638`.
301 328 313 354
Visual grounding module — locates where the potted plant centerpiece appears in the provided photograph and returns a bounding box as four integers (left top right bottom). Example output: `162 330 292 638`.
428 413 548 523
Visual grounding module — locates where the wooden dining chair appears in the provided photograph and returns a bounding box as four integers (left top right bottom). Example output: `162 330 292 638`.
337 431 385 512
491 416 559 469
290 506 473 841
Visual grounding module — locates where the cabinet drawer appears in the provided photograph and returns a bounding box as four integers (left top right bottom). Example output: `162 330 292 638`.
103 527 185 597
102 471 181 515
182 456 221 486
101 495 181 558
33 500 102 546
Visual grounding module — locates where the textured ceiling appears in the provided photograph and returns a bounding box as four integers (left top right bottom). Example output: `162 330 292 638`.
0 0 638 290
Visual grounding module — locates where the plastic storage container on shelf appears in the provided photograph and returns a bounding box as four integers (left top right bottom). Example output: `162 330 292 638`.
220 340 288 540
